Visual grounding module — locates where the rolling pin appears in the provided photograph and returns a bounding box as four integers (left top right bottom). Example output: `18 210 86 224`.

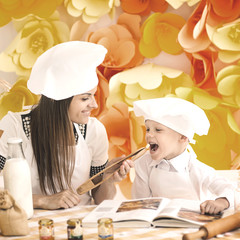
182 212 240 240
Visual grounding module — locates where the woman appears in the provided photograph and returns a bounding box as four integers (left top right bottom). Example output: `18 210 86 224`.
0 41 133 210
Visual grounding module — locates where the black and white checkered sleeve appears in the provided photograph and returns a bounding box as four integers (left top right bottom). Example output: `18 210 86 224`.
90 160 108 177
0 155 6 170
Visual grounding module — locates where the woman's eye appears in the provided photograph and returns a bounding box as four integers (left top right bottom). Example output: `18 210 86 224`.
156 128 161 132
81 97 89 101
146 128 150 132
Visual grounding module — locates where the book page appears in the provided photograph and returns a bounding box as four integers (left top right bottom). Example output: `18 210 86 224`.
154 199 222 226
82 198 169 226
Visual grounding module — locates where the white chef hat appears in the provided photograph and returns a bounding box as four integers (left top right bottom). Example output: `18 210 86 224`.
27 41 107 100
133 97 210 143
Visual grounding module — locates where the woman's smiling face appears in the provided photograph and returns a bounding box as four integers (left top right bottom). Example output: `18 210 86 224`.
68 86 98 124
145 119 187 160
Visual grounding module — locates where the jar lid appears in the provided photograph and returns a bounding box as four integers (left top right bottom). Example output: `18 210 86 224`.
38 219 53 226
7 137 22 144
97 218 113 224
67 218 82 226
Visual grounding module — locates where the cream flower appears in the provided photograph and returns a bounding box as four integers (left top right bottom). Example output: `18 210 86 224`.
106 63 193 108
64 0 120 24
216 64 240 107
0 11 70 77
165 0 200 9
206 19 240 63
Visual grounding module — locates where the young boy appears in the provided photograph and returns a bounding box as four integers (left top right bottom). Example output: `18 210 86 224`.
132 97 235 215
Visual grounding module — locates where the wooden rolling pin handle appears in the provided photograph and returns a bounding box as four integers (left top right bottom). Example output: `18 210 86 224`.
201 212 240 239
182 212 240 240
182 228 207 240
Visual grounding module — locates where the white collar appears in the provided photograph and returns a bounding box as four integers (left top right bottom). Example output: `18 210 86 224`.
149 149 190 173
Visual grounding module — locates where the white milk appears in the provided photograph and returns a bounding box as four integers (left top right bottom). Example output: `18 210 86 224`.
3 157 33 219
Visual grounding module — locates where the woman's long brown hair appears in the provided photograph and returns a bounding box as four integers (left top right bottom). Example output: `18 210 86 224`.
30 95 75 194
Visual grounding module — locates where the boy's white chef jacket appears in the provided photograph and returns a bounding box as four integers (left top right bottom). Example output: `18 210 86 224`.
0 111 109 205
132 149 235 207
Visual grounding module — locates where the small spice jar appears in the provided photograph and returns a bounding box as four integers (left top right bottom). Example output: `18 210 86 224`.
38 218 55 240
67 218 83 240
98 218 114 240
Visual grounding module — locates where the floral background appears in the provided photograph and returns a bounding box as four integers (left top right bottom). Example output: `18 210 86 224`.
0 0 239 198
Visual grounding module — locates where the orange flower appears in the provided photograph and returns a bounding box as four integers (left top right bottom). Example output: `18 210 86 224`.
207 0 240 26
86 13 144 80
140 12 186 58
0 0 62 27
99 102 131 160
190 50 220 97
178 0 211 53
91 69 109 118
121 0 168 16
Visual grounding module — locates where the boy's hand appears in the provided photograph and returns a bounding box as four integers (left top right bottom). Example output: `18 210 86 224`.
200 198 229 215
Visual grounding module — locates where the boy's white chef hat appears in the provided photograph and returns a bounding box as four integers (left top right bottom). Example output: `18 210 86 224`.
133 97 210 143
27 41 107 100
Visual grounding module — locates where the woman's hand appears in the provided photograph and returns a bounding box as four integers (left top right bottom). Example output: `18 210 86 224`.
103 156 134 182
200 197 229 215
112 159 134 182
33 189 81 210
92 158 134 204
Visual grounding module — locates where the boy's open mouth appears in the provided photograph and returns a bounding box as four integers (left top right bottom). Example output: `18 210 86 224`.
149 143 158 152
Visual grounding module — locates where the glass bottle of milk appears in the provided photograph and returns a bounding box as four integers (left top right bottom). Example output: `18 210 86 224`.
3 137 33 219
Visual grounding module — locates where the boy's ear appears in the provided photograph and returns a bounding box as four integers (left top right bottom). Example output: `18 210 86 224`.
180 135 188 142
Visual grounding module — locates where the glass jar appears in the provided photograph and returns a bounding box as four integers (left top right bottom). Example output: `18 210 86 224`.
3 137 33 219
98 218 114 240
38 219 55 240
67 218 83 240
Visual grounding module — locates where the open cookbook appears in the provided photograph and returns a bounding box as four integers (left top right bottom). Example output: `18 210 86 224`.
82 197 231 228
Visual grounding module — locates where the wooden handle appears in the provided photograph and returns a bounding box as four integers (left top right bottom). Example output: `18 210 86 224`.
182 212 240 240
76 146 149 195
182 228 206 240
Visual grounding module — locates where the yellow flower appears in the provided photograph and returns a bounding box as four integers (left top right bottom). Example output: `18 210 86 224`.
0 0 62 27
139 12 186 58
106 63 193 108
172 87 240 170
64 0 120 24
165 0 200 9
129 110 147 152
0 11 70 77
0 77 39 119
206 19 240 63
216 64 240 107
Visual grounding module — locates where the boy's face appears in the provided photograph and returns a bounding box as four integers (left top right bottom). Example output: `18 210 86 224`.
145 120 186 161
